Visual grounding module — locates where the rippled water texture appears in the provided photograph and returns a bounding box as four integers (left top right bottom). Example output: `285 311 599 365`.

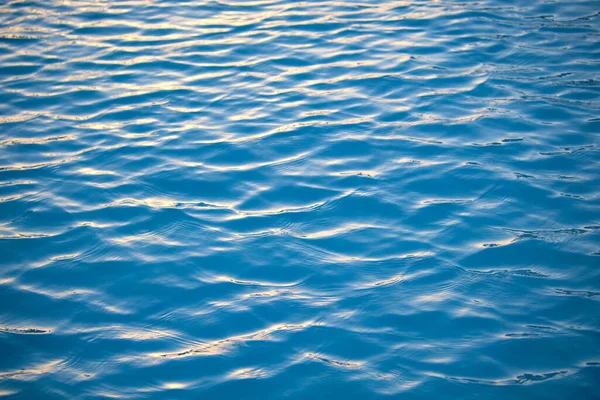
1 0 600 398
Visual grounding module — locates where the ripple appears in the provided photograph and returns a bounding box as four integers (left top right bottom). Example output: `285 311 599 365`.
1 0 599 398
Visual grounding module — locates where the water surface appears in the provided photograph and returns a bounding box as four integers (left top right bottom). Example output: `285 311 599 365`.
1 0 600 398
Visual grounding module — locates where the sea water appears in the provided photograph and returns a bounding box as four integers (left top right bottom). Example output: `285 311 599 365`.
0 1 599 398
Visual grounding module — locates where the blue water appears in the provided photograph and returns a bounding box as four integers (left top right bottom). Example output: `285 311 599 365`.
1 0 600 398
